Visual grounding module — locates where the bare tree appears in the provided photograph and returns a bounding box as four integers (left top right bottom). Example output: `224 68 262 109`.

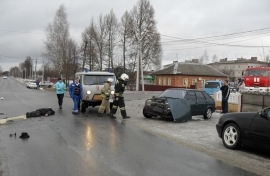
199 50 209 64
130 0 162 70
212 54 218 63
119 11 133 73
90 14 108 71
43 4 78 79
82 18 102 71
0 66 3 75
105 9 118 70
219 68 235 82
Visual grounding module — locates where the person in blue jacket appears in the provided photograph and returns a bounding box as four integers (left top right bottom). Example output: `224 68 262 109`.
55 77 66 109
69 77 83 114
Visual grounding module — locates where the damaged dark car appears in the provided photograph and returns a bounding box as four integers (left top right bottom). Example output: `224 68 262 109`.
143 88 216 122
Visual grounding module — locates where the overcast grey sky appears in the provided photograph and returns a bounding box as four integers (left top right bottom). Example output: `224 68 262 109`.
1 0 270 71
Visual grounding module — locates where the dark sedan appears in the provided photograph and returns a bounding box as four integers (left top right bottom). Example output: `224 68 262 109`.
143 88 216 122
216 107 270 150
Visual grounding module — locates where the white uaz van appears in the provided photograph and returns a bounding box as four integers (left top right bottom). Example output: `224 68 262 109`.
75 71 116 112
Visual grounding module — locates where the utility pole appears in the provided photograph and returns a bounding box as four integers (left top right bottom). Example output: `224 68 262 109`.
35 58 37 80
136 43 140 91
140 40 144 92
42 62 44 82
82 41 88 72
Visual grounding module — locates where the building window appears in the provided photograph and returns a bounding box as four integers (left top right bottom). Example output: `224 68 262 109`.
159 78 162 85
163 78 167 85
192 79 197 85
168 77 171 86
201 79 205 87
183 78 188 86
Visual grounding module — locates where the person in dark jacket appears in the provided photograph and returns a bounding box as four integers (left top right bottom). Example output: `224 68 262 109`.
69 77 83 114
109 73 130 119
220 79 230 113
36 79 40 89
26 108 55 118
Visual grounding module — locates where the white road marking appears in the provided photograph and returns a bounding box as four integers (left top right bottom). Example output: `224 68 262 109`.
0 115 27 125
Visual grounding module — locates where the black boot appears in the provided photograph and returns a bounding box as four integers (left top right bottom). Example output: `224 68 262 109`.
97 113 103 117
123 116 130 119
109 113 116 119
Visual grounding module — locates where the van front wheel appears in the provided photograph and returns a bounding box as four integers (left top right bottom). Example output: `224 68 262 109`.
81 102 86 112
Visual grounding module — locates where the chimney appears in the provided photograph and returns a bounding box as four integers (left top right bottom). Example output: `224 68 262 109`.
251 57 257 61
192 59 199 63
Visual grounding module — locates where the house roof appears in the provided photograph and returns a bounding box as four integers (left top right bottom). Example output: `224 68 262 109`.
153 62 227 77
208 59 266 65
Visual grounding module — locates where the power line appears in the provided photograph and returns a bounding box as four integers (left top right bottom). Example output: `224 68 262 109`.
0 54 43 60
160 27 270 44
0 29 44 35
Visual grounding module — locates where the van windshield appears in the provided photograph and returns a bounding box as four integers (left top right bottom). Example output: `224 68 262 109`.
204 82 221 88
83 75 115 85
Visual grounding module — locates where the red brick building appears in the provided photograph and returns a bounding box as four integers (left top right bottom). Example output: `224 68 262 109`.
153 61 227 89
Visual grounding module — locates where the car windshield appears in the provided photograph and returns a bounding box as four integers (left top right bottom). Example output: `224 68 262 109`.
157 89 186 99
30 81 36 83
83 75 115 85
204 82 220 88
246 70 269 76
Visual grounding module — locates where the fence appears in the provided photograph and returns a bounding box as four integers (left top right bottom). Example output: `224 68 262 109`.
241 93 270 112
214 91 270 112
214 91 241 112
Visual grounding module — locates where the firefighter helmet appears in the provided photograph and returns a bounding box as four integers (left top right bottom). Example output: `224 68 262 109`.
120 73 129 81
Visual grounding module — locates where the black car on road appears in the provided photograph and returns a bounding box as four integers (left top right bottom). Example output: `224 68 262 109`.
143 88 216 122
216 107 270 151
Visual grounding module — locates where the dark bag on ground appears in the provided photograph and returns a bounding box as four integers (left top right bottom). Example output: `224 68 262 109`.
26 108 55 118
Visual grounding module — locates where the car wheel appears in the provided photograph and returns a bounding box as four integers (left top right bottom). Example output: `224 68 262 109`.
203 108 212 119
222 123 241 149
48 85 51 88
143 107 152 118
81 102 86 113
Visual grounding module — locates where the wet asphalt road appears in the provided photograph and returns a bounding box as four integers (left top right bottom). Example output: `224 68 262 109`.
0 77 258 176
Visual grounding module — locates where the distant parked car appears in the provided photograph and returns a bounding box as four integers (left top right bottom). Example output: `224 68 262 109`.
216 107 270 151
39 81 54 88
143 88 216 122
203 80 223 96
3 76 7 79
26 80 37 89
